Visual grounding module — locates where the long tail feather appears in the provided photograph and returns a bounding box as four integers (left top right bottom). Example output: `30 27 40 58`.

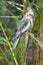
12 38 19 50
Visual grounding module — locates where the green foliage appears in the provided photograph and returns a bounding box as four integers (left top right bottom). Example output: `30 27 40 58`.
0 0 43 65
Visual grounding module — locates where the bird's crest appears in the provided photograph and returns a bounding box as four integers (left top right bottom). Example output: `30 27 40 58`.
27 7 34 16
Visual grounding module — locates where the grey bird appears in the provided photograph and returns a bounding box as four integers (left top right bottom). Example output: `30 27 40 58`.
12 7 34 50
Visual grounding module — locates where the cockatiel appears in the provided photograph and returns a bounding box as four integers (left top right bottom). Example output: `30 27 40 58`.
11 7 34 50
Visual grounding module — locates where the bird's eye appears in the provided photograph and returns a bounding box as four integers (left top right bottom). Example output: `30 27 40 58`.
27 14 33 17
29 14 33 16
29 14 34 18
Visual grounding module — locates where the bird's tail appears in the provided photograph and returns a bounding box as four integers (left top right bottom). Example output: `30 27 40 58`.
11 31 21 51
12 38 19 50
13 31 21 40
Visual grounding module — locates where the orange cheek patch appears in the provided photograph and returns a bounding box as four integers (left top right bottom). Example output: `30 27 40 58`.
26 15 32 19
27 14 31 17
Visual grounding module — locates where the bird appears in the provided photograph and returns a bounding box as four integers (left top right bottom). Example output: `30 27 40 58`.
11 7 34 50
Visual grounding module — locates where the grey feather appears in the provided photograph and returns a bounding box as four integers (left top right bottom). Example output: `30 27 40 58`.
12 38 19 50
13 18 31 39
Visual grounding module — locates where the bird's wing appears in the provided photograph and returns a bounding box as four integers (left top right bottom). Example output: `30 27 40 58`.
18 16 26 28
12 17 31 39
17 18 30 32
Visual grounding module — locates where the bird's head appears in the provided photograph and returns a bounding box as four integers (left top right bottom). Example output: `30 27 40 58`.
26 7 34 19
